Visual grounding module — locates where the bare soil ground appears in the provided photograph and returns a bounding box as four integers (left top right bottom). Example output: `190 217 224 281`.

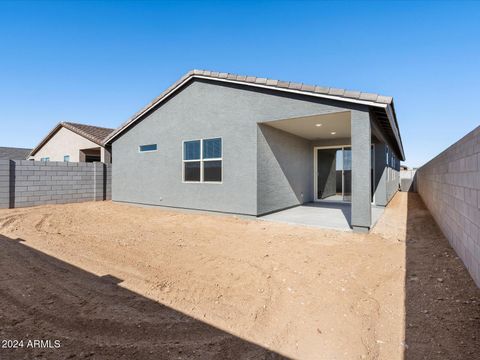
0 192 478 359
401 193 479 360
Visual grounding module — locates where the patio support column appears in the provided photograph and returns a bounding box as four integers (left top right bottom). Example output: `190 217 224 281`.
351 110 371 232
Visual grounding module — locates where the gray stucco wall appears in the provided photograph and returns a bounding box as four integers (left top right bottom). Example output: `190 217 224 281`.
386 148 400 203
374 143 388 205
416 126 480 287
350 110 372 230
257 124 312 215
0 160 111 208
112 79 367 216
374 143 400 206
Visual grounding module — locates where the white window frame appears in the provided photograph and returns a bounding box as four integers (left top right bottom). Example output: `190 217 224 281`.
138 144 158 153
182 137 222 184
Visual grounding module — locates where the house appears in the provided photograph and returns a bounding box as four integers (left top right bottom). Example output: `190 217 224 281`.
0 147 31 160
105 70 404 232
29 122 113 163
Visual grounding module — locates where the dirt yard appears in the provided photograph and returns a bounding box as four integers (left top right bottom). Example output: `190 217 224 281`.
0 192 478 359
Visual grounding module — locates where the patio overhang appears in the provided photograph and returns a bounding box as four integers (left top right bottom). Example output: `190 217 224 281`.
258 111 351 142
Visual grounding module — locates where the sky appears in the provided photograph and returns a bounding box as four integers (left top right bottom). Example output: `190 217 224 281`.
0 0 479 167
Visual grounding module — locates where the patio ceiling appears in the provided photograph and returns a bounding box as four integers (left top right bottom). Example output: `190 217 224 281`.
261 111 351 140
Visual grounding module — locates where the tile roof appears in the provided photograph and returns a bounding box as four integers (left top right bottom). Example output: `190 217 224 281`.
105 69 396 146
62 122 114 145
29 122 114 156
183 69 393 103
0 146 31 160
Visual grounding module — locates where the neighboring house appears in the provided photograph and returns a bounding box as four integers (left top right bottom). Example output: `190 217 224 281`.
105 70 405 232
0 146 31 160
29 122 113 163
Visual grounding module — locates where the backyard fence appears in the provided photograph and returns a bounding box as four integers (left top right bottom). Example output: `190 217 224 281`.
0 160 111 209
400 169 417 192
416 126 480 287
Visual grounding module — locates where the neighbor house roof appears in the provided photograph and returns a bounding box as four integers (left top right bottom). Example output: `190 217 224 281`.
104 70 405 160
30 122 114 156
0 146 32 160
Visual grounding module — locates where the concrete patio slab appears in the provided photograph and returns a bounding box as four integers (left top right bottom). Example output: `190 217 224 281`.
260 202 385 231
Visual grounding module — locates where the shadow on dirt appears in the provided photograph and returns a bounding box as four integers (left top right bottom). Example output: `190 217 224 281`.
405 192 480 359
0 234 288 359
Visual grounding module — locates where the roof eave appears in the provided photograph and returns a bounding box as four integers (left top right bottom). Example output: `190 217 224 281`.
384 103 406 160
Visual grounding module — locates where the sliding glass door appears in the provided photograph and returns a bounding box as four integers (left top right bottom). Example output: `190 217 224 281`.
316 146 351 202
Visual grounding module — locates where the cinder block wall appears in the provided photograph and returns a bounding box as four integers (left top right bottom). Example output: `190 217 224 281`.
0 160 112 209
0 160 12 208
400 169 417 192
416 126 480 287
105 163 112 200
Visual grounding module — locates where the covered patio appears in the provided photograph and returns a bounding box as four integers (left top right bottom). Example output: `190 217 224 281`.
258 108 374 232
256 95 404 231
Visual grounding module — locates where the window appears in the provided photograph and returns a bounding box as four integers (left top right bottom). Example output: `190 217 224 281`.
40 157 50 162
64 155 70 162
139 144 158 152
85 155 101 162
183 138 222 183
